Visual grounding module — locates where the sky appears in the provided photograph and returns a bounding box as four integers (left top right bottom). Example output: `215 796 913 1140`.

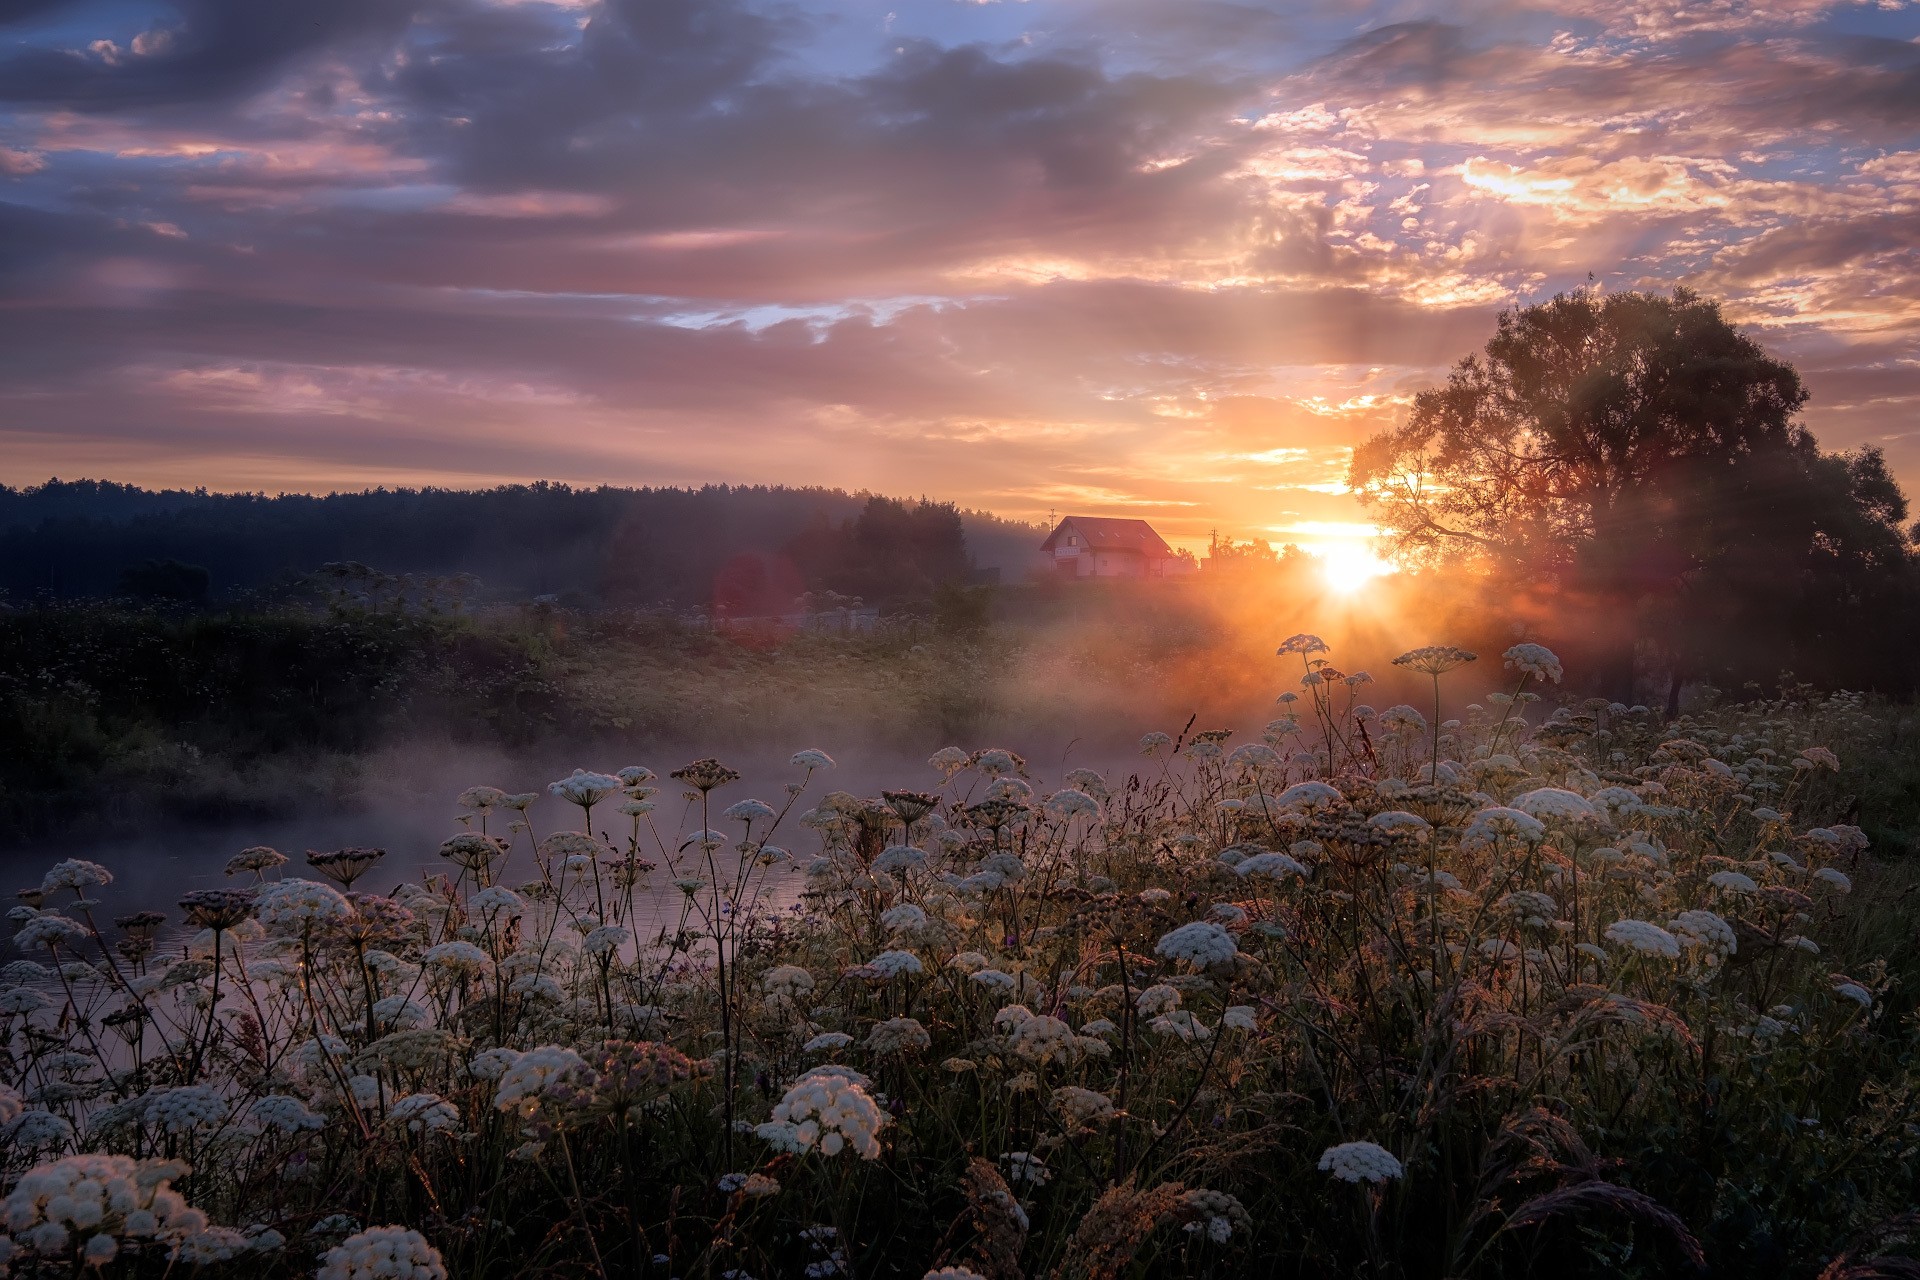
4 0 1920 556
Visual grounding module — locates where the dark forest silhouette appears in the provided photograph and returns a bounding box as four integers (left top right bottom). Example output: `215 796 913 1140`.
0 481 1046 611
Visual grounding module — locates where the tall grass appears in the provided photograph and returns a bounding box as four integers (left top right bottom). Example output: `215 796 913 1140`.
3 632 1919 1278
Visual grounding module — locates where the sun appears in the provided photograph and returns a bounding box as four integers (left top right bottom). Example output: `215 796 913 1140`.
1315 540 1394 595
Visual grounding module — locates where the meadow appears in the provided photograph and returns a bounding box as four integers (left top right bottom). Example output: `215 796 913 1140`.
5 625 1920 1278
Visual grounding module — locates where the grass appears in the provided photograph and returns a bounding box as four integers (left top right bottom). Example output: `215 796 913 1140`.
4 629 1920 1277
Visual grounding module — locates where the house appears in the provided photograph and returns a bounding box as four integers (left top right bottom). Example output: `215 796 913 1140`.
1039 516 1185 579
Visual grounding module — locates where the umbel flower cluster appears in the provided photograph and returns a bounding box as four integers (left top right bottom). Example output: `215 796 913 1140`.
0 638 1912 1278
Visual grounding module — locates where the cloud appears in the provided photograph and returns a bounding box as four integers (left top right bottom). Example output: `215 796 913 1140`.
2 0 1920 544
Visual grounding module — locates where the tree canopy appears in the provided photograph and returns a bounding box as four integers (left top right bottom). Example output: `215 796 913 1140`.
1350 287 1920 697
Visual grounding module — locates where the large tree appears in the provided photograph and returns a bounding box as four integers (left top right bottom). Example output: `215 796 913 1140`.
1349 286 1920 699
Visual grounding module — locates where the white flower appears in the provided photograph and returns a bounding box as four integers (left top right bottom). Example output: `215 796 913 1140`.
549 770 623 808
1377 705 1427 736
318 1226 447 1280
970 968 1017 992
1001 1151 1050 1185
582 925 631 957
1154 922 1238 969
1138 732 1173 754
422 941 490 976
143 1086 228 1134
764 965 816 999
40 860 113 895
1460 807 1547 849
1502 643 1563 683
1006 1013 1081 1064
1832 978 1874 1008
1812 867 1852 894
1669 910 1737 958
1707 870 1759 894
494 1046 588 1117
723 799 777 823
1509 788 1598 824
1604 919 1681 959
389 1094 461 1134
1318 1140 1404 1183
880 904 928 933
791 749 836 771
1052 1086 1114 1129
1221 1005 1257 1031
757 1069 887 1159
5 1110 73 1148
874 846 926 874
869 950 924 978
249 1095 324 1134
253 879 353 930
469 887 526 917
1135 984 1181 1016
1276 781 1343 812
468 1048 523 1081
13 914 90 952
929 746 971 775
1044 789 1100 819
1368 811 1432 838
1149 1011 1211 1042
804 1032 853 1053
865 1017 932 1056
1236 851 1309 880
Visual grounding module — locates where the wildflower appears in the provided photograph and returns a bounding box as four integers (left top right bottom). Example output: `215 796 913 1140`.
673 759 743 792
457 786 506 813
1154 922 1238 969
1377 704 1428 736
1812 867 1853 894
874 845 926 874
249 1095 325 1134
1460 807 1546 849
225 846 287 876
756 1069 887 1159
1135 984 1181 1016
422 940 490 976
439 833 507 871
1053 1086 1115 1130
790 749 836 772
805 1032 853 1053
469 1048 523 1081
869 950 924 978
1509 788 1598 823
1007 1013 1081 1064
549 769 624 808
178 888 254 932
468 886 525 917
1002 1151 1050 1186
1236 851 1310 880
1832 977 1874 1008
866 1017 932 1056
1670 910 1737 959
724 798 778 823
1318 1141 1404 1183
40 859 112 895
1181 1189 1252 1243
1391 646 1477 676
929 747 971 775
317 1226 448 1280
389 1094 461 1134
1604 919 1682 960
13 914 89 952
1149 1011 1211 1042
881 903 928 932
763 964 816 999
582 925 631 957
925 1268 990 1280
495 1046 590 1117
1798 746 1840 771
1 1154 208 1262
1276 781 1343 811
6 1110 74 1147
1139 731 1173 754
1708 870 1759 894
1044 788 1101 819
1277 633 1330 656
305 848 385 889
1222 1005 1258 1031
253 878 353 932
1502 643 1563 683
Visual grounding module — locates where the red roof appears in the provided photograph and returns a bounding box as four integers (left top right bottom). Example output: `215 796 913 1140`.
1040 516 1176 556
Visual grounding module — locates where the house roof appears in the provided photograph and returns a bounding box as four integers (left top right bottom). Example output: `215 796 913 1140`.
1040 516 1176 556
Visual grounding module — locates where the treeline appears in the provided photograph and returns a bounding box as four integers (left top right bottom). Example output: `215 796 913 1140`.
0 480 1049 610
